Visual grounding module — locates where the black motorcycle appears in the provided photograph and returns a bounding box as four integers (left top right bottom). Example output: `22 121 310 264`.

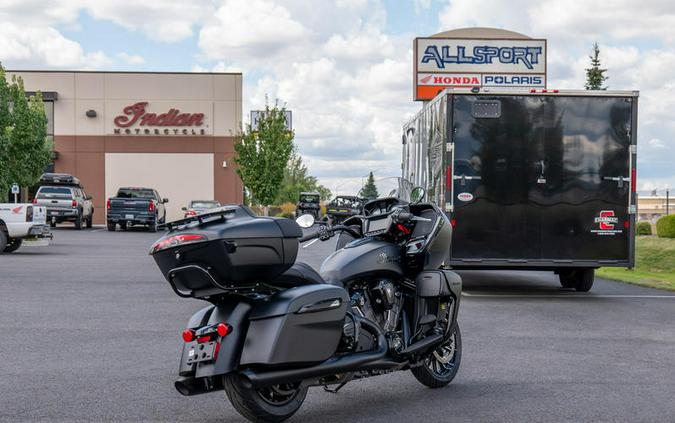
150 187 462 422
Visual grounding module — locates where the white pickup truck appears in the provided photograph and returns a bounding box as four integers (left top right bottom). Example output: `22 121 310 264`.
0 203 52 253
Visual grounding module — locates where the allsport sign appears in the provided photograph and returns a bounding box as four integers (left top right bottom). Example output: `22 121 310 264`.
414 37 547 100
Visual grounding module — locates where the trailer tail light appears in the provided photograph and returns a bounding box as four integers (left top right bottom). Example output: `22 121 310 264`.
631 168 637 193
149 201 155 212
182 329 195 343
446 165 452 190
71 199 77 208
450 218 457 228
624 220 630 229
150 233 207 254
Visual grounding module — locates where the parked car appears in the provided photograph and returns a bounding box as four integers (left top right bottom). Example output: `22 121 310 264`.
106 187 168 232
325 195 365 224
295 191 321 219
0 203 52 253
181 200 221 218
34 173 94 230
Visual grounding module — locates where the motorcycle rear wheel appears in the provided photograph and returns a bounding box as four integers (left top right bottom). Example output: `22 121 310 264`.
411 325 461 388
223 374 308 422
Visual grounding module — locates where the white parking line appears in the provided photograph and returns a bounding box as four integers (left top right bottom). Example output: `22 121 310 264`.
462 291 675 299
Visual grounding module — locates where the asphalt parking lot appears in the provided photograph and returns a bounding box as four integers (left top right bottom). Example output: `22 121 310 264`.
2 226 675 422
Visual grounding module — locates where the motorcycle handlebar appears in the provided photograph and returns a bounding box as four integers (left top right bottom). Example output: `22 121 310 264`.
298 224 361 243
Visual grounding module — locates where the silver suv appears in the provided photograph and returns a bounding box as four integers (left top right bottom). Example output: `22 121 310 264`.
34 185 94 229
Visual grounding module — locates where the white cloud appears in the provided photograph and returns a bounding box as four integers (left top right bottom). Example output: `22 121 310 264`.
84 0 208 42
117 52 145 65
0 23 110 69
199 0 307 62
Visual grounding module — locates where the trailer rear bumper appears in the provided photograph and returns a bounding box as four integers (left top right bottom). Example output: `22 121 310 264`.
449 259 631 270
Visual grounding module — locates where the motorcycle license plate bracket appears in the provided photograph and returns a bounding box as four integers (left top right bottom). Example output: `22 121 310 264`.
186 341 217 364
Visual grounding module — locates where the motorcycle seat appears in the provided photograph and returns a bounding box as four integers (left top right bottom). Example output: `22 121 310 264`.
272 262 325 287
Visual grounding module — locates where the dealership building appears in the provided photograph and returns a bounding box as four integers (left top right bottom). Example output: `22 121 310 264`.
6 70 244 224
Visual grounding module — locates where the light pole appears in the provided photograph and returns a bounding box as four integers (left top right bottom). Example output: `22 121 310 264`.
667 185 670 216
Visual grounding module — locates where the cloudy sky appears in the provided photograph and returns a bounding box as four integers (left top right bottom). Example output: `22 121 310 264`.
0 0 673 195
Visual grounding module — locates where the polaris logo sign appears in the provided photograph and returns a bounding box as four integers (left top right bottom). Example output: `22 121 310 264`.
414 37 547 100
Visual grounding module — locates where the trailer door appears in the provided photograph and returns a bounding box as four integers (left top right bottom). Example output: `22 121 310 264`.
536 96 633 263
450 94 634 265
450 95 544 261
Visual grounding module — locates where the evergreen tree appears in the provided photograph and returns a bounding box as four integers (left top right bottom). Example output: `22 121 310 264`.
234 102 294 213
585 42 608 90
359 171 379 200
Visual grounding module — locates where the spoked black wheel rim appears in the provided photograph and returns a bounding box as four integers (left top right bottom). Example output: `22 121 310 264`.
425 332 458 377
256 382 303 406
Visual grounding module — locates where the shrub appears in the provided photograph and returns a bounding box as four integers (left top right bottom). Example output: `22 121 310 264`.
636 221 652 236
276 211 295 219
656 215 675 238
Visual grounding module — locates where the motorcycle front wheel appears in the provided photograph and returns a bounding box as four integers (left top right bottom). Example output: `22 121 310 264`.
411 325 462 388
223 374 308 422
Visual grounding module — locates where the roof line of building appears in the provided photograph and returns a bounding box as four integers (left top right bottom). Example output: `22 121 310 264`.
7 69 242 75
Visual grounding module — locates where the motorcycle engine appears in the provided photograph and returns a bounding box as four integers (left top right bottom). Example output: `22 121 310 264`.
341 280 403 354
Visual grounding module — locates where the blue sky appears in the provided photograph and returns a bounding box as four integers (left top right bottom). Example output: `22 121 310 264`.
1 0 673 195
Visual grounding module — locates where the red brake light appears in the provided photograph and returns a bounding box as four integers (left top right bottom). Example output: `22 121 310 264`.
624 220 630 229
150 233 207 254
631 167 637 193
187 210 197 216
182 329 195 343
149 201 155 212
106 199 111 210
71 199 77 208
32 198 37 204
450 218 457 228
217 323 230 337
196 335 211 344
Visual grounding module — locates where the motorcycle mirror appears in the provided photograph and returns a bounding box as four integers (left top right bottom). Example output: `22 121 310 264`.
411 187 426 204
295 214 315 228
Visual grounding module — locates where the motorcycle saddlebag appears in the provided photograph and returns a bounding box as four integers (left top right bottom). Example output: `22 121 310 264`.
240 284 349 365
152 206 302 298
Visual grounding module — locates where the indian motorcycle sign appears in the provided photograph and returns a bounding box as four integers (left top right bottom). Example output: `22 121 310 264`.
112 102 207 135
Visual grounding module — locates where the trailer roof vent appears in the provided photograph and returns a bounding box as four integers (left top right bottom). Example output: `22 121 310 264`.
472 100 501 119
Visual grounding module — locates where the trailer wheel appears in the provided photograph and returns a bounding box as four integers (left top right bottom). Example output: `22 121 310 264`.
559 269 594 292
575 269 595 292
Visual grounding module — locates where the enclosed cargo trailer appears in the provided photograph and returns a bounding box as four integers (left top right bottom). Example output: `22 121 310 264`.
402 88 638 291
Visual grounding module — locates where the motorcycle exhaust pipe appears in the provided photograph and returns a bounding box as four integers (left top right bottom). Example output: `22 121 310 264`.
242 319 392 387
174 376 221 396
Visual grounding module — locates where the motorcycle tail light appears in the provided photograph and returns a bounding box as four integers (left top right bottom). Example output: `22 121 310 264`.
150 234 207 254
216 323 230 337
182 329 195 343
196 335 211 344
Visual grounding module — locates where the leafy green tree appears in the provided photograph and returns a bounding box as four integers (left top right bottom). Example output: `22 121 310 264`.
234 103 294 213
585 42 608 90
274 153 331 204
359 171 379 200
0 64 51 201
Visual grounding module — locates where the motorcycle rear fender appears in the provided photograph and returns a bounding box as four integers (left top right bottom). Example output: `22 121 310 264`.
178 301 252 378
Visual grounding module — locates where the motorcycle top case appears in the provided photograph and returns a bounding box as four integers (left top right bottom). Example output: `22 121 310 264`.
152 206 302 298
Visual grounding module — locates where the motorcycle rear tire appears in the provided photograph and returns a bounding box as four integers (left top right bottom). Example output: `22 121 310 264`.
223 374 307 423
411 325 462 388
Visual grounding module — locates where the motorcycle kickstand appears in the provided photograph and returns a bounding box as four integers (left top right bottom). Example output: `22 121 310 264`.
323 381 348 394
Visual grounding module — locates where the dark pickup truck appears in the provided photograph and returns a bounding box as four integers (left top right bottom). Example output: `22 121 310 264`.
106 187 168 232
